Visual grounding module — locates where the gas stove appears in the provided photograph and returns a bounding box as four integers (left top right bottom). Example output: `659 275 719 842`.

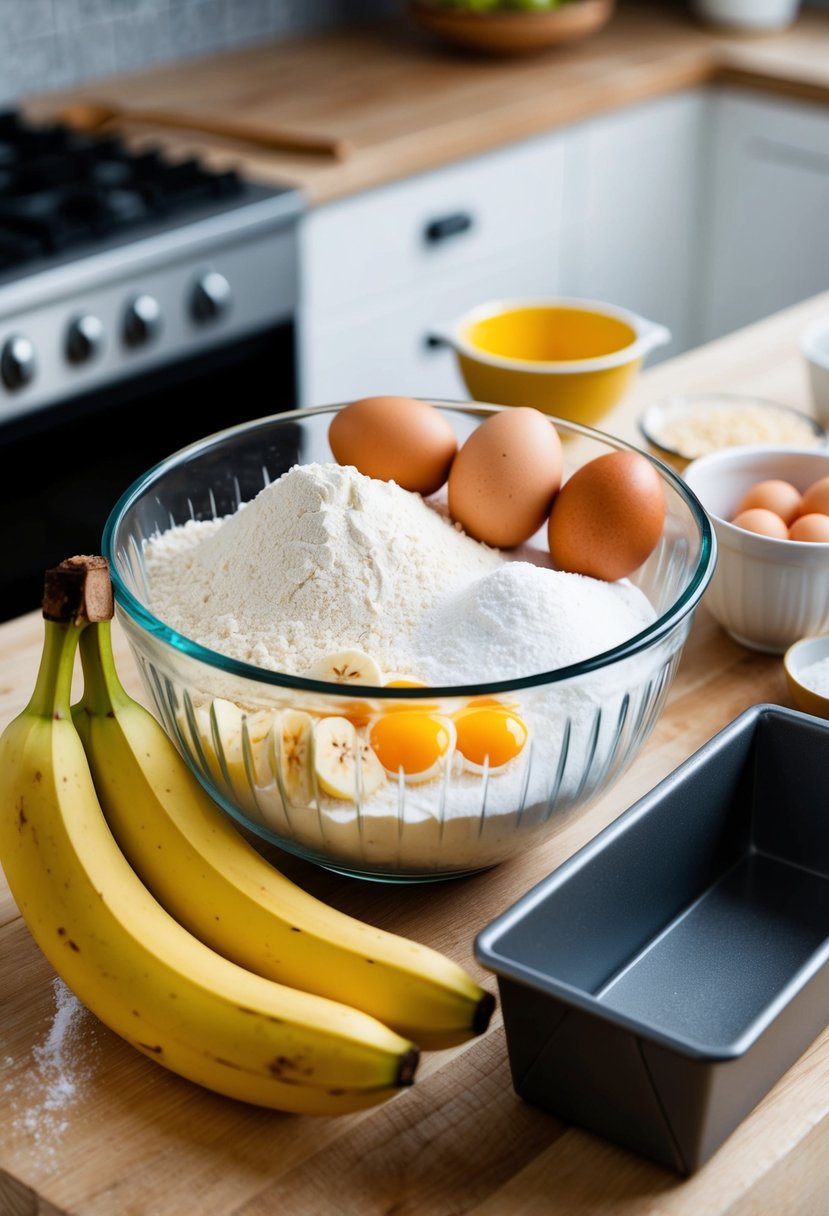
0 106 306 622
0 106 304 432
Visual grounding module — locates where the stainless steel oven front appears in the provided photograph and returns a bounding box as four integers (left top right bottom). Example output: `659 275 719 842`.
0 109 304 622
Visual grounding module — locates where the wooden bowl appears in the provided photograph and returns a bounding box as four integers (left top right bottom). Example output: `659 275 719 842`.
408 1 616 56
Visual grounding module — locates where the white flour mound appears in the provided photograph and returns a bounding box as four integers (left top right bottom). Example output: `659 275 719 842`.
145 462 504 676
145 461 657 684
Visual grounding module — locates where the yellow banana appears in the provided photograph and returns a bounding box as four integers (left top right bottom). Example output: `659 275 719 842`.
0 578 418 1115
72 615 495 1050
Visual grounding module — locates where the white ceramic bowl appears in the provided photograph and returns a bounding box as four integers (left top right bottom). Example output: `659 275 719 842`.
801 314 829 429
783 633 829 720
684 445 829 654
690 0 801 30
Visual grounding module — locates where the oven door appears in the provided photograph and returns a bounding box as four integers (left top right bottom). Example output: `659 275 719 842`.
0 318 297 623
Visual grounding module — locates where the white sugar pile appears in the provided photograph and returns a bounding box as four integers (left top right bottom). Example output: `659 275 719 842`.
415 561 655 683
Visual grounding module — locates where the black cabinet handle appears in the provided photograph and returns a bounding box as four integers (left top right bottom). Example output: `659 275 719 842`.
424 212 474 243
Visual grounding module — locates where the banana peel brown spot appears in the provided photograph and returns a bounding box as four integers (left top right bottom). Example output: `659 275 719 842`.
136 1042 164 1055
268 1055 314 1081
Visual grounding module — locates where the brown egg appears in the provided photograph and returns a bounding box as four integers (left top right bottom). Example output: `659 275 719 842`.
735 479 802 526
731 508 789 539
798 475 829 518
788 513 829 543
328 395 458 496
547 450 666 582
447 407 563 549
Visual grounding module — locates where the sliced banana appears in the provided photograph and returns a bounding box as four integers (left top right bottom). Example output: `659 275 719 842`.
277 709 314 805
314 716 385 802
191 699 277 810
243 709 279 788
305 649 383 686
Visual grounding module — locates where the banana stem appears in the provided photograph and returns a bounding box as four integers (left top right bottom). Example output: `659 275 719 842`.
26 621 82 721
76 621 130 717
28 555 117 721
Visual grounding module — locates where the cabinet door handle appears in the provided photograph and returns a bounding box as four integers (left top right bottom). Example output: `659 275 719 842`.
424 334 447 350
424 212 474 243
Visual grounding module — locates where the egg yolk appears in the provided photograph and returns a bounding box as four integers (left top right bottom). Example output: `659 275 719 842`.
453 707 528 771
369 713 454 777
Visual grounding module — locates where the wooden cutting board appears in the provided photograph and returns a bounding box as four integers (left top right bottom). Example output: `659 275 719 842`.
3 292 829 1215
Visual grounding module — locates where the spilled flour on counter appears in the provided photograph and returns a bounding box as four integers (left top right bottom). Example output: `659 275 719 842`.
4 978 99 1159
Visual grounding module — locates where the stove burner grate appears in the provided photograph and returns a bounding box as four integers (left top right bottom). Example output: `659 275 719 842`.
0 108 243 270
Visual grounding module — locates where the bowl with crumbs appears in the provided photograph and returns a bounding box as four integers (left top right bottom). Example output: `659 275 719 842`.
640 393 826 474
102 401 715 883
783 633 829 720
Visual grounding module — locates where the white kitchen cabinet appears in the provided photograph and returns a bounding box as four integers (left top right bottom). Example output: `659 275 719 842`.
298 130 569 407
562 89 713 362
301 249 562 407
298 84 829 409
699 89 829 342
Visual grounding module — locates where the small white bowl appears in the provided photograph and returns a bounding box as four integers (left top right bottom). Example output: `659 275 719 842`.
783 634 829 720
684 445 829 654
801 315 829 429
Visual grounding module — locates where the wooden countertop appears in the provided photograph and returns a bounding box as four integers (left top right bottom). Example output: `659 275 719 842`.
3 291 829 1214
20 1 829 206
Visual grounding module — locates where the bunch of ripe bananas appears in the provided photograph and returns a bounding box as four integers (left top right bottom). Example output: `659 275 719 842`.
0 556 494 1115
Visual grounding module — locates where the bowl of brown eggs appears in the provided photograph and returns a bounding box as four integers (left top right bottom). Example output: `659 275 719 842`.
684 444 829 653
104 397 715 882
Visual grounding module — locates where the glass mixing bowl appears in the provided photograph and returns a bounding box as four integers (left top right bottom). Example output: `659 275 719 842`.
102 402 715 882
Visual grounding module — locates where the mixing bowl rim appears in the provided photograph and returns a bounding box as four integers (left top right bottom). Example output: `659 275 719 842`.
432 296 671 375
102 401 717 700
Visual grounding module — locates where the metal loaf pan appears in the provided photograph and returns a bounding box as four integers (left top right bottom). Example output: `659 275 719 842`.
475 704 829 1175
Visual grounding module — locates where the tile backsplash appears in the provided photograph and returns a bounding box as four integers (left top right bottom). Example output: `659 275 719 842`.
0 0 396 107
0 0 826 109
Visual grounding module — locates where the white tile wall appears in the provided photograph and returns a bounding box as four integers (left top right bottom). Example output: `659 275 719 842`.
0 0 398 106
0 0 825 110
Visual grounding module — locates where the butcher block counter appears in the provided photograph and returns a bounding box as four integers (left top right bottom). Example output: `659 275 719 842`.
20 0 829 207
2 291 829 1215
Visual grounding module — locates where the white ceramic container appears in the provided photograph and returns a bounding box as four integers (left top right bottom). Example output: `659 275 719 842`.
684 445 829 654
690 0 801 30
801 315 829 430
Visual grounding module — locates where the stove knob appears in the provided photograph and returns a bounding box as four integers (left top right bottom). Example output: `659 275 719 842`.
1 335 36 391
123 295 162 348
66 314 104 365
191 271 231 323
